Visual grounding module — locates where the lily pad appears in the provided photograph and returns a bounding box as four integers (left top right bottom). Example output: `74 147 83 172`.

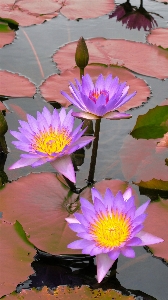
60 0 115 20
0 175 138 255
3 286 135 299
134 179 168 191
131 106 168 139
0 19 15 48
0 0 115 26
0 220 36 298
144 198 168 262
147 28 168 49
120 135 168 182
53 38 168 79
0 70 36 98
39 65 150 111
0 0 59 27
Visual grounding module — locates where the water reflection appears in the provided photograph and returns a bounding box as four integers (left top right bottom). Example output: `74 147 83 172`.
109 0 163 31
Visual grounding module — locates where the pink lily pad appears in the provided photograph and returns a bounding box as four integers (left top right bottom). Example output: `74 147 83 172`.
0 70 36 97
144 198 168 262
39 65 150 111
0 30 15 48
0 220 36 298
147 28 168 49
0 174 138 255
0 101 7 111
0 0 59 27
120 135 168 182
154 0 168 2
3 286 135 299
0 173 80 255
0 0 115 26
53 38 168 79
60 0 115 20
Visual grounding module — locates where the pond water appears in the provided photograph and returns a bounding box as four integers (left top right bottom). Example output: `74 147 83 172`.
0 0 168 299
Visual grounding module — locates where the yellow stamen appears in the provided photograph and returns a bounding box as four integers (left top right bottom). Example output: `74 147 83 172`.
31 127 72 155
89 211 130 248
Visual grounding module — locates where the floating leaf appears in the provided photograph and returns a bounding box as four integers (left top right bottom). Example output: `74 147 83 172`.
3 286 135 299
0 0 115 27
120 135 168 182
0 0 59 27
0 19 15 48
60 0 115 20
0 173 80 255
53 38 168 79
134 179 168 191
0 175 139 255
147 28 168 49
154 0 168 3
131 106 168 139
0 220 36 298
40 65 150 111
144 198 168 262
0 70 36 98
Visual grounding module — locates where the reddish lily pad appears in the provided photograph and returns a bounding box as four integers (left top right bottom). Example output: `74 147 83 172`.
0 24 15 48
0 220 36 298
39 65 150 111
0 173 80 255
0 0 115 26
60 0 115 20
0 0 59 27
3 286 135 299
120 135 168 182
154 0 168 2
0 70 36 97
0 101 7 111
0 174 138 255
144 198 168 262
53 38 168 79
147 28 168 49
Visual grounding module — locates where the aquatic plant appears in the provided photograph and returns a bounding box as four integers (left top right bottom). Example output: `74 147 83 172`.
9 107 94 183
66 187 163 282
61 73 136 120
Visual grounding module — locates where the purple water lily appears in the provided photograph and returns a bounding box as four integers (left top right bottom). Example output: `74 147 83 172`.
66 187 163 283
61 73 136 120
9 107 94 183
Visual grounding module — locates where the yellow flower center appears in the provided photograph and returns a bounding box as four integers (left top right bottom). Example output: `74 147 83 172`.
89 211 131 248
31 127 72 155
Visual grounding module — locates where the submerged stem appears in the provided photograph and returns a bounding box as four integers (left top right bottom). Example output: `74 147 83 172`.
87 118 101 184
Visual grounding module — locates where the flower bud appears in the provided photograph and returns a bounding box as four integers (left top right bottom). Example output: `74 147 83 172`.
75 37 89 69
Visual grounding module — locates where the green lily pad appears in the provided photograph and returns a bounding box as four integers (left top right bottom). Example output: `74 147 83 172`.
134 179 168 191
131 106 168 139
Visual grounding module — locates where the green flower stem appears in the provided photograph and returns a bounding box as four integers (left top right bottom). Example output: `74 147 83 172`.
0 136 8 154
87 118 101 184
63 175 76 193
80 68 84 80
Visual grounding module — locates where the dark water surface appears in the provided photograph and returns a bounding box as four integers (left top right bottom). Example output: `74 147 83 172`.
0 0 168 299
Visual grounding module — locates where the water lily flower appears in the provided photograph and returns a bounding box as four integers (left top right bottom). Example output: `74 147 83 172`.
9 107 94 183
61 73 136 120
66 187 163 283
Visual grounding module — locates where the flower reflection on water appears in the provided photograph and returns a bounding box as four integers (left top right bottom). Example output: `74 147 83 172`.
109 0 162 31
